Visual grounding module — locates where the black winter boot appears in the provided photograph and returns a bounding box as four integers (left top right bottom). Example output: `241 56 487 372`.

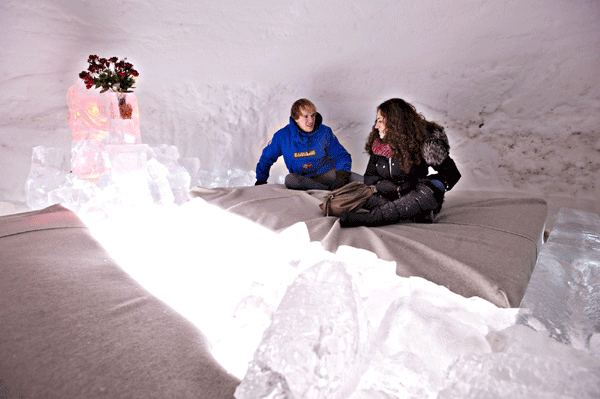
339 209 382 227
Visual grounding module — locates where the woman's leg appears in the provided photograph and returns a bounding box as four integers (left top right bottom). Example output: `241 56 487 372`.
339 180 444 227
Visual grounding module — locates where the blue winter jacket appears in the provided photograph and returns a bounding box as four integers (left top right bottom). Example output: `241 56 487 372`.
255 113 352 182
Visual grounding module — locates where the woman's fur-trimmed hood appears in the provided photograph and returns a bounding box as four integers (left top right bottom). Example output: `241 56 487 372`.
422 126 450 167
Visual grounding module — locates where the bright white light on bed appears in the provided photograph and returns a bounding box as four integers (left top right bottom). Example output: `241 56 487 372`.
82 198 523 387
80 198 600 399
83 198 309 376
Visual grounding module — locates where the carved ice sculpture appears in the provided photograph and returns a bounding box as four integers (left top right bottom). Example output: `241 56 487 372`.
25 85 197 213
66 84 141 144
66 84 141 180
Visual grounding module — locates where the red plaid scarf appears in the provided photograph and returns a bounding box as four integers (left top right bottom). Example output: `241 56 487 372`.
372 139 393 158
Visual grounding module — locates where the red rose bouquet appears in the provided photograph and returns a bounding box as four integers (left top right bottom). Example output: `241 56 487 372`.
79 55 139 93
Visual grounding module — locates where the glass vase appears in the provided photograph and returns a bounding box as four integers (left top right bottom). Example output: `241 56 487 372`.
118 93 133 119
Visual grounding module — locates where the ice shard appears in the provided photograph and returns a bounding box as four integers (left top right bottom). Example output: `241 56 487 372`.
234 260 365 399
439 324 600 399
25 146 70 209
437 207 600 398
518 207 600 353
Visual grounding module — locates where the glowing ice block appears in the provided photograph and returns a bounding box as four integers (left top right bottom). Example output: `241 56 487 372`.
71 140 108 180
66 84 141 145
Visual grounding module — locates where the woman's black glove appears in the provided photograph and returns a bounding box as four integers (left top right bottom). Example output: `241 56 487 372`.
375 179 415 199
375 180 399 199
396 180 414 196
421 179 445 203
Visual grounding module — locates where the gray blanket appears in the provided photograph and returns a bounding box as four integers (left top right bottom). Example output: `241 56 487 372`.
190 184 548 308
0 205 239 399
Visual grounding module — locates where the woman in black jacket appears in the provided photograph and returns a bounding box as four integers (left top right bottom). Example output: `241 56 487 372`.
339 98 461 227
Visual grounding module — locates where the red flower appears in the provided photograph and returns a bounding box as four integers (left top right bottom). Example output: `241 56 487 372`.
80 55 138 92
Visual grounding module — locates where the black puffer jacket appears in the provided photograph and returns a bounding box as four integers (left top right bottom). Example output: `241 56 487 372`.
363 125 461 199
340 126 461 227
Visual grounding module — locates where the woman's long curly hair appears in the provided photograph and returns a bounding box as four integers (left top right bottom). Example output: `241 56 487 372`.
365 98 442 173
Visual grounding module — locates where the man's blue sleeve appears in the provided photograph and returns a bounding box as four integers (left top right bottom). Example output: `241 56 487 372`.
255 135 282 182
327 130 352 172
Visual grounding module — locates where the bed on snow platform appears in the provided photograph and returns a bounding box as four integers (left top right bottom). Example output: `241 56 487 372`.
190 184 548 309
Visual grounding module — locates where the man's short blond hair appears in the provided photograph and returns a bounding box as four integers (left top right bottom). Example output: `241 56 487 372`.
290 98 316 120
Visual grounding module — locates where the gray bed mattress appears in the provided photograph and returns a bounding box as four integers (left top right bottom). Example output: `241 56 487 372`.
0 204 239 399
190 185 548 308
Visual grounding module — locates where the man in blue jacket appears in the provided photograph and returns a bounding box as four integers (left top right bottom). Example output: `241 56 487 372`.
255 99 352 190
